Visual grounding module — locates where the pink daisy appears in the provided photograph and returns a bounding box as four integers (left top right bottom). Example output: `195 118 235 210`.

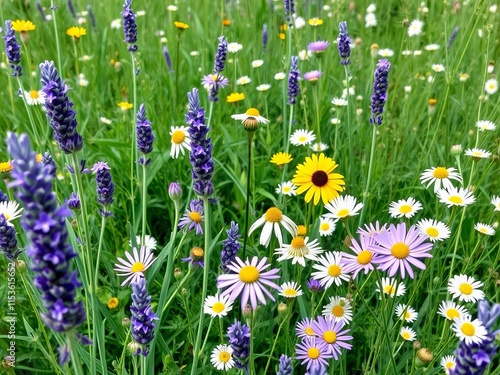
341 234 377 278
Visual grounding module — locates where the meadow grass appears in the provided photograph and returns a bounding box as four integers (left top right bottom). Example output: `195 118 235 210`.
0 0 499 374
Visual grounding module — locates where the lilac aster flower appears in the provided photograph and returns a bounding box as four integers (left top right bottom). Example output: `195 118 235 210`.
277 354 293 375
0 214 20 261
3 20 23 77
181 246 205 268
227 320 250 373
369 58 391 125
341 234 377 278
287 56 300 105
7 132 86 334
178 199 204 234
66 192 81 211
296 317 317 339
185 88 214 197
296 337 332 370
213 35 228 74
308 41 329 54
337 21 351 65
450 300 500 375
41 152 57 177
136 103 155 165
220 221 241 273
369 222 433 279
40 61 83 154
163 46 173 73
92 162 115 217
311 315 353 358
217 256 280 310
201 73 229 102
122 0 138 52
306 278 324 293
262 24 268 53
304 70 322 82
130 278 158 356
0 189 9 203
284 0 295 26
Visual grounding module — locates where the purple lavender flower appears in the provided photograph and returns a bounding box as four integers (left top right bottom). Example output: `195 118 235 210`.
306 362 328 375
450 300 500 375
284 0 295 27
6 132 86 333
36 1 47 23
136 103 155 165
277 354 293 375
0 189 8 203
185 88 214 197
40 61 83 154
130 277 158 356
92 162 114 216
178 199 204 234
262 24 268 53
122 0 138 52
308 41 329 54
447 26 459 50
306 278 324 293
287 56 300 105
163 46 173 73
66 192 81 211
220 221 241 273
3 20 23 77
67 0 76 18
41 151 57 177
201 73 229 102
213 35 228 74
227 320 250 373
369 58 391 126
0 214 20 261
337 21 351 65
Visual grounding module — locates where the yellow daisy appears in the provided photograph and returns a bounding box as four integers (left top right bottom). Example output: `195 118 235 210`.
292 153 345 205
226 92 245 103
174 21 189 30
11 20 36 33
270 152 292 166
66 26 87 39
118 101 133 111
107 297 119 309
0 161 13 173
308 18 324 26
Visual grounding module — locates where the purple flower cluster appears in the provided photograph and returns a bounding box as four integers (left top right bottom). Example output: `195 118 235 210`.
202 73 229 102
369 58 391 126
92 162 114 217
447 26 459 50
0 189 8 203
284 0 295 26
130 278 158 356
277 354 293 375
67 0 76 18
40 61 84 154
122 0 138 52
136 103 155 164
287 56 300 105
41 151 57 177
262 24 268 53
0 214 20 261
7 132 86 333
213 35 228 74
450 300 500 375
3 20 22 77
163 46 173 73
228 320 250 373
178 199 204 234
66 192 81 211
337 21 351 66
220 221 241 273
185 88 214 197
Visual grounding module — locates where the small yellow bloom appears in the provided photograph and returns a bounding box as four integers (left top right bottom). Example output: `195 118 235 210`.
12 20 36 33
36 154 43 163
0 161 13 173
222 19 231 26
270 152 293 167
118 101 133 111
174 21 189 30
278 33 286 40
226 92 245 103
107 297 119 309
66 26 87 39
297 225 307 236
308 18 323 26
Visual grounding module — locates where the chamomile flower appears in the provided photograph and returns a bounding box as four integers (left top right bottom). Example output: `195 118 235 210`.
256 84 271 91
451 317 488 345
437 300 470 321
365 12 377 28
400 327 417 341
464 148 492 159
279 281 303 298
114 246 156 286
290 129 316 146
21 89 46 105
311 251 349 287
459 73 469 81
491 196 500 211
416 219 451 242
169 126 191 158
211 344 235 370
484 78 498 95
276 236 323 267
331 97 348 106
475 120 496 131
130 235 157 251
203 293 234 318
322 296 353 324
395 304 418 323
388 197 423 219
432 64 445 72
227 42 242 53
424 44 440 51
324 195 363 221
0 201 24 225
408 19 424 37
231 108 269 130
251 59 264 68
236 76 251 85
474 223 495 236
440 355 456 374
274 72 286 80
276 181 297 196
448 274 485 303
437 186 475 208
420 167 462 192
310 142 329 152
248 207 297 247
378 48 394 57
318 217 336 236
376 277 406 298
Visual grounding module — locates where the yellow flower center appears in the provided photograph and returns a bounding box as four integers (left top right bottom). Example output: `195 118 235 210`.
426 227 439 237
479 227 489 234
357 250 373 264
337 208 350 217
401 331 412 340
212 302 225 313
264 207 283 223
332 305 344 317
399 205 412 214
446 308 460 320
3 213 10 220
460 322 475 336
239 265 259 283
298 136 307 142
131 262 145 273
328 265 341 277
36 153 43 163
107 297 119 309
191 247 204 257
305 327 315 336
189 211 202 223
405 312 411 320
384 285 395 295
171 130 185 144
449 195 463 204
323 331 337 344
284 288 297 296
29 90 40 99
391 242 410 259
320 222 330 231
245 108 260 116
291 236 305 248
307 347 320 359
433 167 449 179
219 351 231 363
283 186 291 193
445 362 455 370
297 225 307 236
459 283 473 295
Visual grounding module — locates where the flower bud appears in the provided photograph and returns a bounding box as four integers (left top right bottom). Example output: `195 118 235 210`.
168 182 182 202
242 304 253 319
122 317 131 327
127 341 141 355
174 267 183 280
416 348 433 368
15 259 26 273
450 144 463 156
278 302 288 318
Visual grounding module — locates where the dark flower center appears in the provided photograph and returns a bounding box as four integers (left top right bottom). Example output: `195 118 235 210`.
311 170 328 187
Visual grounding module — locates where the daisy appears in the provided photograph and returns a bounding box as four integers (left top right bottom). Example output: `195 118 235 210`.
307 41 329 54
408 19 424 36
484 78 498 95
251 59 264 68
276 236 323 267
376 277 406 298
464 148 491 159
378 48 394 57
169 126 191 158
395 304 418 323
369 223 433 279
181 247 205 268
416 219 451 242
318 216 336 236
474 223 495 236
459 73 469 81
448 274 485 303
130 235 157 251
331 97 348 106
178 200 204 234
276 181 297 196
110 19 122 29
0 201 24 225
248 206 297 247
296 317 317 338
424 44 440 51
365 12 377 28
270 152 292 167
400 327 417 341
201 73 229 92
437 186 475 208
211 344 235 371
437 300 470 321
217 256 280 310
236 76 251 85
342 234 376 278
311 315 353 358
295 337 332 370
279 281 303 298
322 296 353 324
231 108 269 130
203 293 234 318
366 4 376 12
413 50 422 56
324 195 363 221
440 355 456 375
310 142 329 152
299 49 312 60
292 153 345 205
311 251 349 287
114 246 156 286
475 120 496 131
491 195 500 211
290 129 316 146
256 84 271 91
21 89 46 105
388 197 423 219
274 72 286 80
432 64 445 72
451 317 488 345
227 42 242 53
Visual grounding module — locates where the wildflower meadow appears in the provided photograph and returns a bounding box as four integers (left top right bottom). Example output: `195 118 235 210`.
1 0 500 374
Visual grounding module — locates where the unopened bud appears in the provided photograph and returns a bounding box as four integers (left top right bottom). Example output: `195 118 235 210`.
343 235 353 247
174 267 183 280
450 144 463 156
168 182 182 202
16 259 26 273
122 317 131 327
413 340 422 350
416 348 433 368
433 277 440 285
278 302 288 317
127 342 141 355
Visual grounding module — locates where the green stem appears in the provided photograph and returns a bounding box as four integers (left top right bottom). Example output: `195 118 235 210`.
51 0 63 74
358 126 377 226
141 161 147 246
16 78 43 149
263 316 286 374
242 132 253 258
117 328 131 374
129 54 137 232
161 269 192 314
199 318 214 355
344 65 354 192
249 310 255 375
67 331 84 375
